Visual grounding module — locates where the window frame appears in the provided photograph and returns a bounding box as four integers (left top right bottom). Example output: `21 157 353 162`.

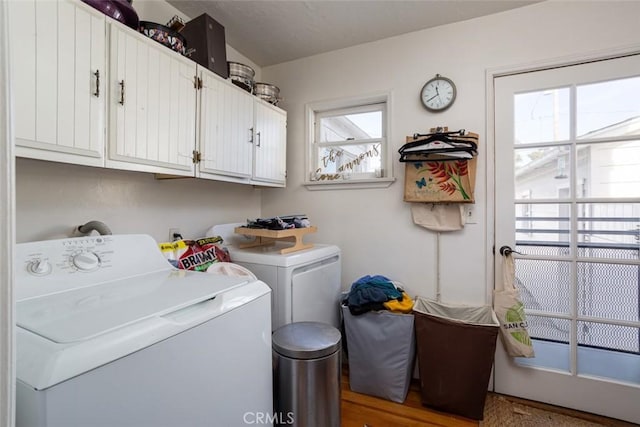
304 92 395 190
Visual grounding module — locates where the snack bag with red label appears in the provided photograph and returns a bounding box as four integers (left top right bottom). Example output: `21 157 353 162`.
176 236 230 271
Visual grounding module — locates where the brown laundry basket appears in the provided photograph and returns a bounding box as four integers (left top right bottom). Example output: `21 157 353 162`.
413 298 499 420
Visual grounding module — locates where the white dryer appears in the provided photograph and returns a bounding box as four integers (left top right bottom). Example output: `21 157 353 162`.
210 224 342 331
15 234 273 427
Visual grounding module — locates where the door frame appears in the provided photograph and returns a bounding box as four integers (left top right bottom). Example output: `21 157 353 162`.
0 0 16 426
485 44 640 392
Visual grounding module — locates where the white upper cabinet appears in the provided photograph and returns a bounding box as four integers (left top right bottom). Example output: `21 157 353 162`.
10 0 286 186
198 68 253 182
197 67 287 187
9 0 106 167
107 23 196 176
253 101 287 186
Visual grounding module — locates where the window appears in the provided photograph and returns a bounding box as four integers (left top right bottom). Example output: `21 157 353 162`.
305 94 395 189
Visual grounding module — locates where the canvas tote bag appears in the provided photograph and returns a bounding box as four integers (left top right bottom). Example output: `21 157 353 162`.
493 253 535 357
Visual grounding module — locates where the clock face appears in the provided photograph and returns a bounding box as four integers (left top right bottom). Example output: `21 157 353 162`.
421 76 456 111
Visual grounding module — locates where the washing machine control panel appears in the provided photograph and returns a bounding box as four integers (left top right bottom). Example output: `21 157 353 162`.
16 234 173 300
21 236 112 276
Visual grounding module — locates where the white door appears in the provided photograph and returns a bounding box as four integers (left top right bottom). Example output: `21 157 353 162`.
494 54 640 424
198 68 253 181
8 0 105 167
108 23 196 176
253 101 287 186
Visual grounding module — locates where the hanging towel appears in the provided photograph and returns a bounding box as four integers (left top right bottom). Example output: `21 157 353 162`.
411 203 466 231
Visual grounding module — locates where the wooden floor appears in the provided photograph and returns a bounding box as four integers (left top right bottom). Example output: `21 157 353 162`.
341 372 478 427
340 370 633 427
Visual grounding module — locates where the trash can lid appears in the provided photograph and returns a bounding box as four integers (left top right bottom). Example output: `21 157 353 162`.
272 321 341 360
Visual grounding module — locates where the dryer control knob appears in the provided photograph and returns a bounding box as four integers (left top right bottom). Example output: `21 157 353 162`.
72 252 101 271
28 259 52 276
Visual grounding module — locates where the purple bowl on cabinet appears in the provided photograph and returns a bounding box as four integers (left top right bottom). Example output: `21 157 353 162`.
81 0 139 29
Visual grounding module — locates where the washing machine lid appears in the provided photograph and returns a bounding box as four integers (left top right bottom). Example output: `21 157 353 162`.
17 270 249 343
16 272 271 390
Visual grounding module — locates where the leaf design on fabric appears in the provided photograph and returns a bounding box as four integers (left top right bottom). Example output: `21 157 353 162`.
506 302 526 322
426 162 449 184
511 331 532 346
456 160 468 176
440 181 457 195
421 160 471 200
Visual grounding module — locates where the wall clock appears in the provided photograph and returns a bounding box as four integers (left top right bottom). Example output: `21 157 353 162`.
420 74 456 112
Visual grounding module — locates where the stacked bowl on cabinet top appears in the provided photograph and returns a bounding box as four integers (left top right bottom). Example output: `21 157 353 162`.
81 1 282 106
228 62 281 106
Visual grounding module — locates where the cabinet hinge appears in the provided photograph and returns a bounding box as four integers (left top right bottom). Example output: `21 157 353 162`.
194 76 202 89
192 150 202 164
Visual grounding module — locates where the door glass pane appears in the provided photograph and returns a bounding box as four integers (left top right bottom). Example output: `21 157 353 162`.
319 111 382 142
514 88 570 144
578 262 639 322
577 203 640 259
577 321 640 385
316 143 381 175
516 316 570 372
515 146 571 199
576 140 640 198
515 259 570 314
515 203 571 256
577 76 640 139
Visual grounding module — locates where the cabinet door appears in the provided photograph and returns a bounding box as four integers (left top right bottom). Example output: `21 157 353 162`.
253 101 287 186
9 0 105 167
108 23 196 176
198 69 253 181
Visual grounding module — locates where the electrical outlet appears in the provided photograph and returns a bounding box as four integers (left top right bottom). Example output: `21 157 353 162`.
465 206 477 224
169 228 182 241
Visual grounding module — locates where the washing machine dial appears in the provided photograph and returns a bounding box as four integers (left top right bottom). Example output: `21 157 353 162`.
28 259 52 276
71 251 101 272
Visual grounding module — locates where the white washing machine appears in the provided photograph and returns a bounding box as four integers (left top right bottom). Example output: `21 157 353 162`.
210 224 342 331
15 234 273 427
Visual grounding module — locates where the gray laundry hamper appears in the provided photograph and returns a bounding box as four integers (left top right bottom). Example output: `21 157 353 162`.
342 305 416 403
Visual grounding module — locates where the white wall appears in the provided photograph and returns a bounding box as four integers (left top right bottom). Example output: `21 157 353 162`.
16 158 261 243
261 1 640 304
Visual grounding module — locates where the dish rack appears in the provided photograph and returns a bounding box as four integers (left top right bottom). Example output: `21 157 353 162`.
233 226 317 254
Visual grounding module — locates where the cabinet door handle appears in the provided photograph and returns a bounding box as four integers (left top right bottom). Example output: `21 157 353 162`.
249 127 254 143
93 70 100 98
119 80 125 105
256 131 261 147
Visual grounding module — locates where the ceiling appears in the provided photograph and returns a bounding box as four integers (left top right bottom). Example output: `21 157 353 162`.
168 0 539 67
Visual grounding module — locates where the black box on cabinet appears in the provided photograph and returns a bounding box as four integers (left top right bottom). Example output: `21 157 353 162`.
181 13 228 79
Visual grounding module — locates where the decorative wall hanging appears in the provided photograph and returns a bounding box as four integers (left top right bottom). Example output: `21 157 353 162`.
399 128 478 203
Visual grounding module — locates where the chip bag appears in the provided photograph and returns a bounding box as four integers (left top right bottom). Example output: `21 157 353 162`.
158 236 230 271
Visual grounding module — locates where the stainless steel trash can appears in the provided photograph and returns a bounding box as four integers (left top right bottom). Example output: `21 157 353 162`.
272 321 341 427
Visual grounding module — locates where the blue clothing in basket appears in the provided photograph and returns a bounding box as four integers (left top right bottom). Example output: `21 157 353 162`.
346 275 403 315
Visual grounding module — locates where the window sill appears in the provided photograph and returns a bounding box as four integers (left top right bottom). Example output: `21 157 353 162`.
303 177 396 190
